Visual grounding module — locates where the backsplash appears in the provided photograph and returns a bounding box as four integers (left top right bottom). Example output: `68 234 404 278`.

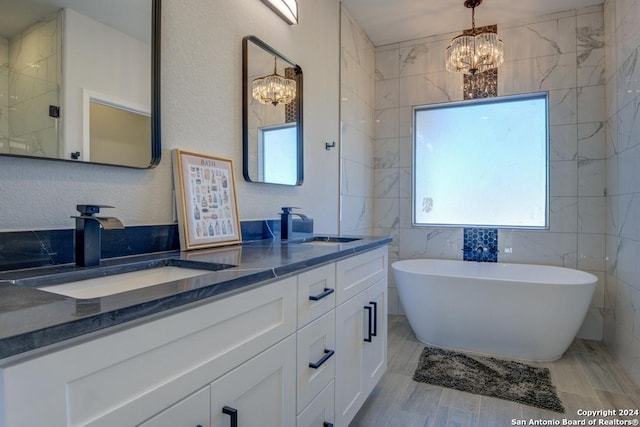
0 219 314 272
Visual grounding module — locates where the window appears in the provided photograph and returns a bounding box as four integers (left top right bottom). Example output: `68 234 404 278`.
412 92 548 229
258 123 297 185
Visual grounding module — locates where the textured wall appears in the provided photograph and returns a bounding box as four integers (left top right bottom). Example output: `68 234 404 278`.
373 5 607 341
340 5 376 235
603 0 640 385
0 0 340 234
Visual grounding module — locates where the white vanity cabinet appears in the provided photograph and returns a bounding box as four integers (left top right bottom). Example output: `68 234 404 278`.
138 387 211 427
296 263 336 426
0 245 388 427
210 335 296 427
0 277 297 427
334 247 388 427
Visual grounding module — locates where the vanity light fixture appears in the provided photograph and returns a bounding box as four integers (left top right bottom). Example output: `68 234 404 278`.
252 57 296 106
260 0 298 25
446 0 503 75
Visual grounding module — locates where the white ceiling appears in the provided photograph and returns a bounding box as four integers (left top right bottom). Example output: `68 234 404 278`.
341 0 605 46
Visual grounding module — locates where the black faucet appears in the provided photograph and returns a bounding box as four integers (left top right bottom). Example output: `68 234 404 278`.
280 207 309 240
72 204 124 267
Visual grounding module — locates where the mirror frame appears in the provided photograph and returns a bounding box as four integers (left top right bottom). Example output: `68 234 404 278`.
0 0 161 168
242 35 303 185
150 0 161 167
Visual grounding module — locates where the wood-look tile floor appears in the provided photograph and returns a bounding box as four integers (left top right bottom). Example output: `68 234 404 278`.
350 315 640 427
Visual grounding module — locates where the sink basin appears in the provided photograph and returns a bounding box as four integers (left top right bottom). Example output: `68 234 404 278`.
2 258 235 299
38 265 214 299
298 236 362 246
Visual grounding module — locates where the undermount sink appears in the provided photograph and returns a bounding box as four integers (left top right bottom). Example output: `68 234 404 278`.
2 258 235 299
297 236 362 246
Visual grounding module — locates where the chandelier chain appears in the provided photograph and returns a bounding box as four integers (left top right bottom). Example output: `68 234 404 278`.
471 6 476 35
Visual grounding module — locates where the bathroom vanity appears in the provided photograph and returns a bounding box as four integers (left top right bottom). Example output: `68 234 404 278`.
0 237 389 427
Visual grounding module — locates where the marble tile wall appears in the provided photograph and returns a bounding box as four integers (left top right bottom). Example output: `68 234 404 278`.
603 0 640 386
6 12 60 158
340 5 376 236
0 37 8 153
373 6 607 341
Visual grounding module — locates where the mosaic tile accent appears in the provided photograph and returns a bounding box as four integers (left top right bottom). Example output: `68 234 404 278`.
464 68 498 99
285 67 297 123
463 227 498 262
462 24 498 100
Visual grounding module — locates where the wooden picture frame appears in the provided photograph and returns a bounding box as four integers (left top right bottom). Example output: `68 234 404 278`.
172 149 242 250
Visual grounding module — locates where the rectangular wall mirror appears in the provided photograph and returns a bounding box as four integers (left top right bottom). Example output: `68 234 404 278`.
242 35 303 186
0 0 160 168
413 92 549 229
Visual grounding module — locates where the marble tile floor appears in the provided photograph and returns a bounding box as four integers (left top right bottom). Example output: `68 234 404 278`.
350 315 640 427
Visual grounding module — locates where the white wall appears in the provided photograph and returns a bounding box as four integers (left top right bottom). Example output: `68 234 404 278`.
374 6 607 341
0 0 340 234
603 0 640 385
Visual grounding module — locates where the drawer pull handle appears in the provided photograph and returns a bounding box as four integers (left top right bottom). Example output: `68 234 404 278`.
324 423 334 427
364 305 372 342
370 301 378 337
309 288 334 301
309 349 335 369
222 406 238 427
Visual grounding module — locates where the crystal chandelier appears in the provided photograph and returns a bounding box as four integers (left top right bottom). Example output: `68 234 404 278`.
252 57 296 106
446 0 503 75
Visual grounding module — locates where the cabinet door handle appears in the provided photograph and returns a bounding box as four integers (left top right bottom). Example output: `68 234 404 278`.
222 406 238 427
324 423 334 427
309 287 334 301
309 349 335 369
364 305 372 342
369 301 378 337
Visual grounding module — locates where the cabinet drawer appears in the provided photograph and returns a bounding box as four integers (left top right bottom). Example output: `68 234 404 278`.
138 386 210 427
336 247 387 305
296 310 336 413
296 380 335 427
297 263 336 328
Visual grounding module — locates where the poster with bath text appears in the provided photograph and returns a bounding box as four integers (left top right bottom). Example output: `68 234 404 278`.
172 149 241 250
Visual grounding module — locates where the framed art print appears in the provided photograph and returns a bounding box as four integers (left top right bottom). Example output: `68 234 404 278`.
172 149 242 250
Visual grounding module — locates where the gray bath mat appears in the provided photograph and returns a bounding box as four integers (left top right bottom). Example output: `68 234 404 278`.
413 346 565 413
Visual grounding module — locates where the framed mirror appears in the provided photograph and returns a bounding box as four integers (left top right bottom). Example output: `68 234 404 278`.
0 0 160 168
243 35 303 186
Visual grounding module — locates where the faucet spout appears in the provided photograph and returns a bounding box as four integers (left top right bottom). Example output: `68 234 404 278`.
72 204 124 267
94 216 125 230
280 207 309 240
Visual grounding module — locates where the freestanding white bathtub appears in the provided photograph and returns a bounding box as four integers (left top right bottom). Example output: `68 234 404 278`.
392 259 597 361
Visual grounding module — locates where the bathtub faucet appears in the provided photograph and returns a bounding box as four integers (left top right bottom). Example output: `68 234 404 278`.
475 246 485 262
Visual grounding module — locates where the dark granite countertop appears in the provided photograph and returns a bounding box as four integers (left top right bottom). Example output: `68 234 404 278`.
0 235 391 360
